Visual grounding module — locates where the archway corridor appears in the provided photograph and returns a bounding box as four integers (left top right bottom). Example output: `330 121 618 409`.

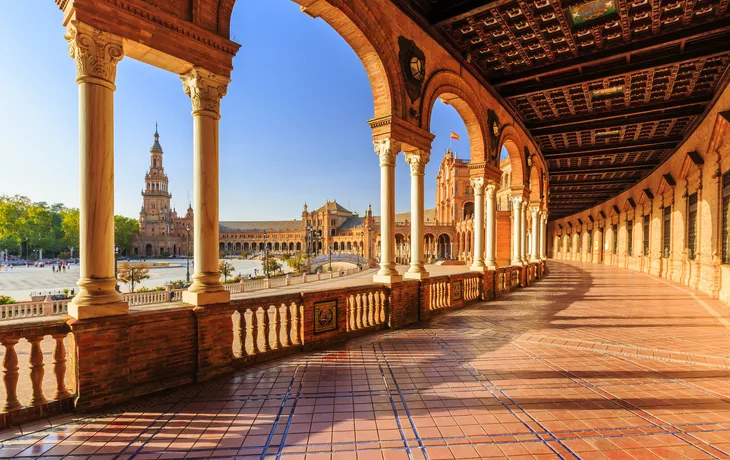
4 261 730 458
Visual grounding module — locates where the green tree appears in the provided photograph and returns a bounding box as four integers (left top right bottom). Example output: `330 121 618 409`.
219 260 235 283
263 254 282 276
115 216 140 256
60 208 80 252
284 253 307 272
118 262 150 293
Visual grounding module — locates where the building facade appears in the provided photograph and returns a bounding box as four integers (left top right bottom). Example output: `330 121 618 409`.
136 133 518 265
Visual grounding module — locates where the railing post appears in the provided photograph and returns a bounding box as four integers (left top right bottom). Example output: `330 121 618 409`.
1 338 21 412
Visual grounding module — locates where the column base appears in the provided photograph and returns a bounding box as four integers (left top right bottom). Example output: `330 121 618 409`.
486 264 497 270
68 301 128 320
182 290 231 306
404 271 429 280
373 273 403 284
511 259 522 266
470 264 486 272
530 257 541 263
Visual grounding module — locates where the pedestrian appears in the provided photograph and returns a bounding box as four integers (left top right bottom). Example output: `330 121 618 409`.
52 265 56 273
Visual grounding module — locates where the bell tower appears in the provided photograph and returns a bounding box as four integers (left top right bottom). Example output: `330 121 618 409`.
140 126 172 235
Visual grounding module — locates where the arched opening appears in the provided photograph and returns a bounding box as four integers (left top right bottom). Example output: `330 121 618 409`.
243 242 250 251
499 131 527 189
296 242 302 251
145 244 152 257
463 202 475 220
437 234 451 259
235 242 241 251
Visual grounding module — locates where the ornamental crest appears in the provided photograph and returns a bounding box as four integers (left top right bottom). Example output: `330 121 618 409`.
398 36 426 103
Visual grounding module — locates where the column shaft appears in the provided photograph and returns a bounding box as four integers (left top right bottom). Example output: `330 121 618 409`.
512 199 523 266
485 183 497 269
181 67 231 306
405 151 429 280
470 178 486 271
374 140 401 283
521 202 529 263
530 207 540 262
66 21 126 319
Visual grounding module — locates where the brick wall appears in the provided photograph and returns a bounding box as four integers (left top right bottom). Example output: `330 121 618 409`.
496 211 512 265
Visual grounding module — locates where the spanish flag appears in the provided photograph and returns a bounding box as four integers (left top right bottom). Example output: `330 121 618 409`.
450 131 460 141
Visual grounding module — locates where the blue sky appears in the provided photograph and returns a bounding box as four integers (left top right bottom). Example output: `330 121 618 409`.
0 1 469 220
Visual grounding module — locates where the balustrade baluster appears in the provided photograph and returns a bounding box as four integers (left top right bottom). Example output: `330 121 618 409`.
1 339 21 411
348 296 355 331
290 303 300 345
281 304 291 347
251 309 262 354
27 336 47 406
272 305 282 349
233 311 244 358
355 294 362 330
379 292 386 323
367 292 375 327
261 307 271 352
51 333 71 399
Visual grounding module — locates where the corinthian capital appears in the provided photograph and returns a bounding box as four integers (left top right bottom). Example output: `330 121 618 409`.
180 67 230 116
470 177 485 195
531 206 540 217
485 182 497 199
65 21 124 86
374 139 400 166
404 151 430 175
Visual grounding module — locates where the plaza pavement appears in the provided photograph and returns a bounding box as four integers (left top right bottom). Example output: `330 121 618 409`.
3 260 730 458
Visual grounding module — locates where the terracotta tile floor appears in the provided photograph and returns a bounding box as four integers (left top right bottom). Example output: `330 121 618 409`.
3 260 730 459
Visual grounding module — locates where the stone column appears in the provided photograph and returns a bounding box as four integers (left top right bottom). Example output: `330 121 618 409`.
530 207 540 262
374 139 402 284
511 198 523 266
485 182 497 269
181 67 231 306
65 21 127 319
521 201 529 264
470 178 486 271
405 151 429 279
540 212 547 260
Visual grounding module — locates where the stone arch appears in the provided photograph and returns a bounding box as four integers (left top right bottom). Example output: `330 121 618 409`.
498 125 527 188
529 164 542 203
463 201 475 220
420 70 489 163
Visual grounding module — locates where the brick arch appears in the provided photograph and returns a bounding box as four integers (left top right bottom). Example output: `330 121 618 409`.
498 125 527 188
419 70 488 163
272 0 405 119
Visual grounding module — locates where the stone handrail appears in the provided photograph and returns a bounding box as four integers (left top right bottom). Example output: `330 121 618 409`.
0 318 74 427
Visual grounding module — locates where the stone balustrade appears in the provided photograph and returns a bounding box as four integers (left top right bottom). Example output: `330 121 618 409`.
232 293 303 360
0 318 74 427
346 287 387 332
0 299 70 321
0 268 366 323
0 261 546 429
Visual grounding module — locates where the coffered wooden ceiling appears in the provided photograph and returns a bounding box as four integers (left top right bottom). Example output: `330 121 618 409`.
392 0 730 219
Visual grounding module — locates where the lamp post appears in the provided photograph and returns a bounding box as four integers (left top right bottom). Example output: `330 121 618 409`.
359 232 363 269
328 246 333 272
306 224 312 271
263 230 269 278
185 224 191 284
25 237 29 261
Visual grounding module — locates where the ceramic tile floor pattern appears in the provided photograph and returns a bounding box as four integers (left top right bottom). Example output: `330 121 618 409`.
3 260 730 459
